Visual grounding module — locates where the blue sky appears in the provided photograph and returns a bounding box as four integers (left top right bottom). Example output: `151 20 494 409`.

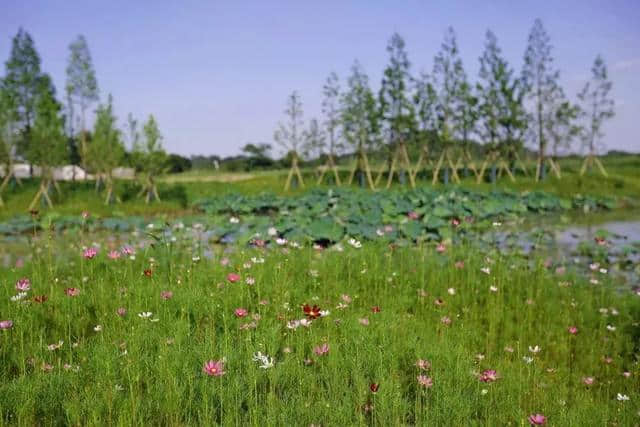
1 0 639 156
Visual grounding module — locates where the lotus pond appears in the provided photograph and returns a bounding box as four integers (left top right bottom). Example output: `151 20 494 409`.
0 187 639 425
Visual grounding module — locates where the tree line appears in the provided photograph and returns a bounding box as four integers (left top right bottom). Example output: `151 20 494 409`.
273 19 615 188
0 29 169 205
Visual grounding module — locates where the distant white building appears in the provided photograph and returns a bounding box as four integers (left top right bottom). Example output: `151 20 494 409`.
53 165 89 181
112 167 135 179
1 164 135 181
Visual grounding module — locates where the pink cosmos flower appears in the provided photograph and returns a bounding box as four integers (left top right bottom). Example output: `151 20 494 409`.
15 278 31 292
234 308 248 317
41 363 54 372
161 291 173 300
436 243 446 253
358 318 370 326
341 294 352 304
83 247 98 259
454 261 465 269
220 257 230 266
0 320 13 330
203 360 225 376
622 371 631 378
582 376 595 386
528 414 546 425
417 375 433 388
416 359 431 370
479 369 499 383
407 211 419 220
227 273 241 283
116 307 127 317
81 211 90 219
313 343 330 356
568 326 578 335
108 250 121 260
64 288 80 297
122 246 135 256
441 316 452 325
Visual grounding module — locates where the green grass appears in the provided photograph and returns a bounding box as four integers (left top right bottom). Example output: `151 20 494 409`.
1 231 639 425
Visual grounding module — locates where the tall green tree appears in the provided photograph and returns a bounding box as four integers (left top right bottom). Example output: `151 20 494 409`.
341 61 378 188
66 35 99 168
547 96 581 158
522 18 562 180
477 30 504 150
577 55 614 159
318 72 343 185
134 115 167 203
411 72 439 180
301 118 325 161
27 76 68 209
321 72 343 157
89 95 124 203
413 72 439 141
274 91 305 189
432 27 466 146
2 28 50 156
379 33 416 187
478 30 528 168
274 91 304 155
432 27 467 183
0 83 16 204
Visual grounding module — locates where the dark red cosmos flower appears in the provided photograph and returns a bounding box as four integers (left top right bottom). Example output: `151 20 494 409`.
371 306 381 313
143 269 152 277
33 295 48 303
370 383 379 393
303 304 322 319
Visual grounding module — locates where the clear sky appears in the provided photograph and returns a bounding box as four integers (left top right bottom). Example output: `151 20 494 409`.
1 0 639 156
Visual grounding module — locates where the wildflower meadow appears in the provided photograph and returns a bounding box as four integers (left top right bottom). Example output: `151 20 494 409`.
1 206 639 425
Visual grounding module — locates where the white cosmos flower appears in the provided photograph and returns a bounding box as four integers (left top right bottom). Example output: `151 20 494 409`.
481 267 491 275
11 292 28 302
267 227 278 236
286 320 300 330
138 312 153 319
252 351 275 369
523 356 534 364
299 318 312 327
606 325 616 331
229 217 240 224
348 238 362 248
617 393 630 401
529 345 541 353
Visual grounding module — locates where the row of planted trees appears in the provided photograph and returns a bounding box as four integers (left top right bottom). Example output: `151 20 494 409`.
274 19 615 190
0 29 168 208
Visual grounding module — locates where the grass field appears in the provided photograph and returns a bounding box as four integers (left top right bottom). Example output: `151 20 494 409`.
0 155 639 425
1 237 639 425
